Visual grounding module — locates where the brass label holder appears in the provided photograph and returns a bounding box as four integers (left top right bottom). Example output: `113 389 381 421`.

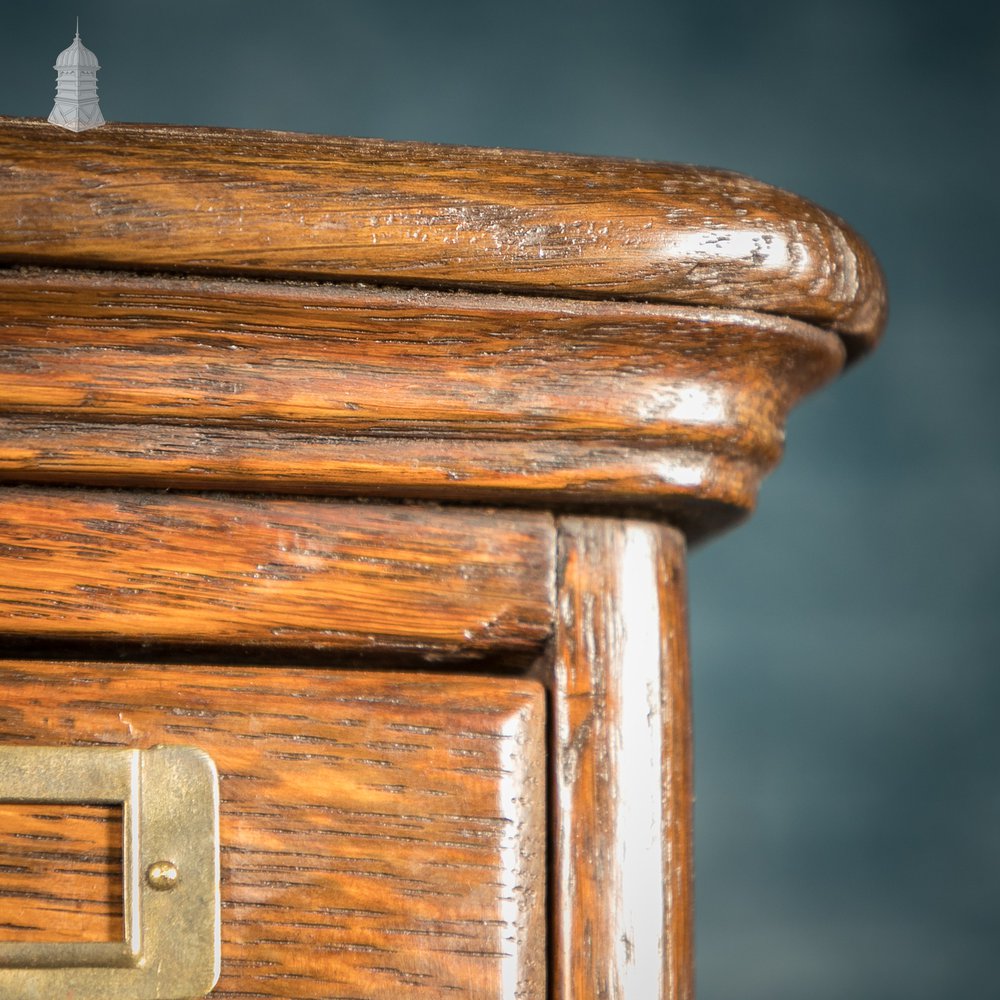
0 745 220 999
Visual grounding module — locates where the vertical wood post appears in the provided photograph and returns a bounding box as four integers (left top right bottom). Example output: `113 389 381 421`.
551 517 693 1000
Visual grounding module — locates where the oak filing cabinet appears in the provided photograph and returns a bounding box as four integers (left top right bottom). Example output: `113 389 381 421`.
0 117 885 999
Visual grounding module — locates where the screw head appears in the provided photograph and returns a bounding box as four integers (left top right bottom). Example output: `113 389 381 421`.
146 860 179 891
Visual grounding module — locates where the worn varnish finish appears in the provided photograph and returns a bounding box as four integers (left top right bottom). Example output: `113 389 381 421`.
0 267 844 537
0 662 547 1000
0 420 765 540
0 118 885 350
0 116 889 999
549 518 693 1000
0 487 555 655
0 268 844 444
0 803 123 944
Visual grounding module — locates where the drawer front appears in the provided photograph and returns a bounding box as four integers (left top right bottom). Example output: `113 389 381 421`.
0 661 546 1000
0 487 554 657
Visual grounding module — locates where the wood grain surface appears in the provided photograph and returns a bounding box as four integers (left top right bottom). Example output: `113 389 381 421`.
0 117 886 351
0 487 555 656
0 661 547 1000
0 421 761 540
0 803 123 944
0 267 844 538
549 518 693 1000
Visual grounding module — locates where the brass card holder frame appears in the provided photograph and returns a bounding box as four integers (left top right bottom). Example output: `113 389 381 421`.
0 745 220 999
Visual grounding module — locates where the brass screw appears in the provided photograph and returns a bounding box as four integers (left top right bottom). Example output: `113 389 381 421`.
146 860 179 891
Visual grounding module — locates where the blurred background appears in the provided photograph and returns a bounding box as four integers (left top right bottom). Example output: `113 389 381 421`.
2 2 998 997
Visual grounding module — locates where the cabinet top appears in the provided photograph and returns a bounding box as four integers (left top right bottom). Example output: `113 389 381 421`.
0 117 885 357
0 118 887 538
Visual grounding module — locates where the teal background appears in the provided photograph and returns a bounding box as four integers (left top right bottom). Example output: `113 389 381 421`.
2 2 998 997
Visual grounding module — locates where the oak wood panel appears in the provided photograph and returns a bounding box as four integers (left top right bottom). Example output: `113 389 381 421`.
0 662 546 1000
0 117 885 350
0 420 761 539
0 803 123 944
549 517 693 1000
0 267 841 448
0 267 843 538
0 488 555 655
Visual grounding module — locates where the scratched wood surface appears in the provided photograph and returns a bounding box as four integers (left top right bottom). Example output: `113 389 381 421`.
0 117 886 351
0 662 546 1000
0 487 554 656
0 803 123 944
0 267 844 538
549 518 693 1000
